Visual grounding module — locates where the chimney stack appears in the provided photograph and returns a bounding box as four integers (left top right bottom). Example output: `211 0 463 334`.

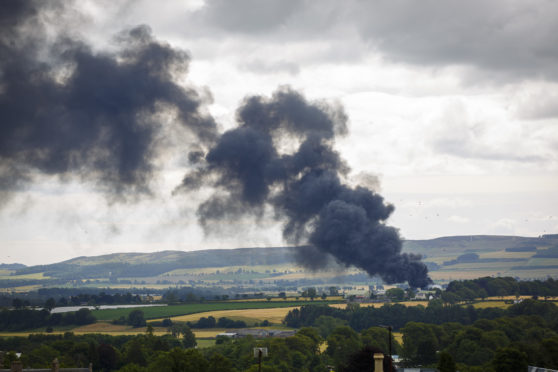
10 361 22 372
373 353 384 372
52 358 60 372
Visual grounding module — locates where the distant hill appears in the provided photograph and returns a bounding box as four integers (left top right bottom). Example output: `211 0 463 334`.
6 234 558 282
403 235 555 256
0 263 26 270
13 247 300 279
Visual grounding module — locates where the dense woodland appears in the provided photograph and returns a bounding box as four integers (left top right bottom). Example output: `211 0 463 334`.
1 299 557 372
284 300 558 370
443 277 558 302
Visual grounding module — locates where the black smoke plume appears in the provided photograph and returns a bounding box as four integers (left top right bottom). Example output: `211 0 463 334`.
180 88 431 287
0 0 216 201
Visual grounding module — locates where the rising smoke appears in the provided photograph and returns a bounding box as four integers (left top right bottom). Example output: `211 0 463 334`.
1 1 430 287
0 0 216 202
180 88 432 288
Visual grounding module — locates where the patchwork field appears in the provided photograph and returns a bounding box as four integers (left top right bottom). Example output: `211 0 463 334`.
92 300 339 321
0 284 42 293
428 268 557 281
329 301 429 309
155 306 301 325
0 272 49 280
469 301 510 309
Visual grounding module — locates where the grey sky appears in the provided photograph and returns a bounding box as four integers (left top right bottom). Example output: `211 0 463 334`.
0 0 557 265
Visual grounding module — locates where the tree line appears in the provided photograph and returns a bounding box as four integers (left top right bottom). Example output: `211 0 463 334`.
0 308 95 331
443 276 558 302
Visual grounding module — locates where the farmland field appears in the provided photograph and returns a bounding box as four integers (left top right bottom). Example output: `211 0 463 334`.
469 301 510 309
329 301 429 309
0 272 48 280
156 306 301 325
0 284 42 293
0 327 227 338
92 300 340 321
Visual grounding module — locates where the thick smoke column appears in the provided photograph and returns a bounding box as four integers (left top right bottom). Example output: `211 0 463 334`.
181 88 431 288
0 0 216 201
1 1 430 287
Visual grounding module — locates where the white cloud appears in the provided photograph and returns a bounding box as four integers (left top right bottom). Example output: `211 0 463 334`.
448 215 470 224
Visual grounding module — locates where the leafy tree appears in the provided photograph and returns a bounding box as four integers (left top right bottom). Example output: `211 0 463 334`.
329 287 340 296
437 351 456 372
98 343 118 372
12 298 24 309
361 327 401 355
23 344 59 368
2 352 20 368
448 327 493 365
215 335 232 345
75 308 96 325
196 316 216 328
385 288 405 302
182 325 197 348
314 315 347 338
117 364 148 372
401 322 438 365
127 310 146 328
123 339 147 366
326 326 362 371
296 327 323 354
181 349 208 372
441 291 460 304
405 288 416 299
492 347 528 372
44 298 56 312
147 348 208 372
302 287 317 299
208 353 234 372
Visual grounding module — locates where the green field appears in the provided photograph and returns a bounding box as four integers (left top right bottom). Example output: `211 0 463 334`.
91 300 340 321
0 272 49 280
196 339 216 348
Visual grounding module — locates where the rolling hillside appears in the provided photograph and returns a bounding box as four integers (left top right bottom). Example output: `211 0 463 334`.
3 235 558 287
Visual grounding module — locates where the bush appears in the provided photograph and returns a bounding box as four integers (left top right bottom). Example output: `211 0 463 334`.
127 310 146 328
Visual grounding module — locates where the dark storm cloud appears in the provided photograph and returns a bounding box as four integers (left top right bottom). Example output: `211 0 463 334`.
179 87 431 287
186 0 558 81
351 0 558 81
0 0 217 201
193 0 302 33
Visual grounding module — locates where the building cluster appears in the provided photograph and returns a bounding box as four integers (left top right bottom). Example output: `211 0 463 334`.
217 328 296 339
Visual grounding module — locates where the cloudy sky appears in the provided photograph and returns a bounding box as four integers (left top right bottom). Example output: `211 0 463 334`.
1 0 557 266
